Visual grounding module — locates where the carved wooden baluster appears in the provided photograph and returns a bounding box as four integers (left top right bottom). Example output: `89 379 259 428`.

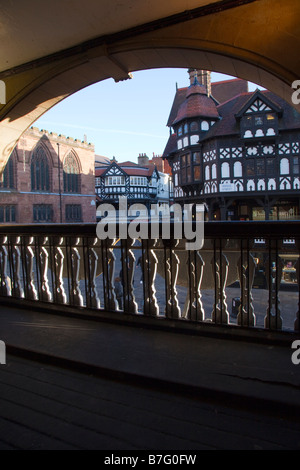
102 238 117 311
164 239 181 319
37 236 52 302
52 236 67 304
10 236 24 298
211 247 229 324
69 237 83 306
264 240 283 330
186 251 205 322
0 236 10 296
121 239 138 314
142 239 159 317
101 239 111 310
237 241 256 327
86 237 100 309
23 236 38 300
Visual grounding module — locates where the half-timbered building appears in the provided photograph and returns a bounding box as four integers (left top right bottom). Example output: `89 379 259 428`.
95 154 172 214
0 127 96 224
163 70 300 221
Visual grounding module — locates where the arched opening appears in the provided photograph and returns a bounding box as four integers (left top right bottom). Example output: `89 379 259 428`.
63 152 80 194
31 146 50 192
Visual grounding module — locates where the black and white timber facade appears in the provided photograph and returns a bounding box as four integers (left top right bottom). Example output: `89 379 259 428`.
163 69 300 221
95 155 172 212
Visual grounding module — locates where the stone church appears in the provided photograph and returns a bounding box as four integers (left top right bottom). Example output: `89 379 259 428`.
0 127 96 224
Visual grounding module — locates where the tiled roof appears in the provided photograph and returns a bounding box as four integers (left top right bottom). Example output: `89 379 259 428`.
203 90 300 140
167 87 186 127
172 82 219 125
211 78 248 104
95 161 156 178
162 133 177 158
166 78 249 127
95 168 107 176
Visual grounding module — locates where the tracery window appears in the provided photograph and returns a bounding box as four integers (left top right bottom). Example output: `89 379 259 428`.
0 155 14 189
63 153 80 193
31 146 50 191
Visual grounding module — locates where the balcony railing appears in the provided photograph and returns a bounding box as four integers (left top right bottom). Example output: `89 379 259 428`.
0 221 299 337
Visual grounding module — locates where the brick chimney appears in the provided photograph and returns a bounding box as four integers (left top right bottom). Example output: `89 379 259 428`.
138 153 149 166
188 68 211 96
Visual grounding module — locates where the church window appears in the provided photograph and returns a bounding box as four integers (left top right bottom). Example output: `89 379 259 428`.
190 121 198 132
178 126 182 136
0 205 16 222
65 204 82 222
63 153 80 193
201 121 209 131
184 123 188 134
0 155 14 189
31 146 50 191
33 204 53 222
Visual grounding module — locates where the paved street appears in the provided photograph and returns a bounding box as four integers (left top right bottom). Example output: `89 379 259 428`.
1 354 300 450
0 301 300 450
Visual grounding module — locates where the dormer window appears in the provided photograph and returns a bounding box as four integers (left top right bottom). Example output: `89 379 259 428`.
236 91 281 140
241 112 278 138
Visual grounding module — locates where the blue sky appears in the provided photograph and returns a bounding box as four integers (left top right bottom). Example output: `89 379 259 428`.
34 68 262 162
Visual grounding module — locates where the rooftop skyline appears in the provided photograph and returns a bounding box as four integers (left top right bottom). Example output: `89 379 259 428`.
34 68 264 163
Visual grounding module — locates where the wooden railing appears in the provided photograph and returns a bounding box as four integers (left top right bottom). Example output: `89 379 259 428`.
0 221 299 334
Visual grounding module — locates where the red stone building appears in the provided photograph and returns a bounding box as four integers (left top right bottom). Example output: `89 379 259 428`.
0 127 96 224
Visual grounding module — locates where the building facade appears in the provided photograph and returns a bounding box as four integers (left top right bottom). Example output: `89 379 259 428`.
163 69 300 221
0 127 96 224
95 154 173 215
